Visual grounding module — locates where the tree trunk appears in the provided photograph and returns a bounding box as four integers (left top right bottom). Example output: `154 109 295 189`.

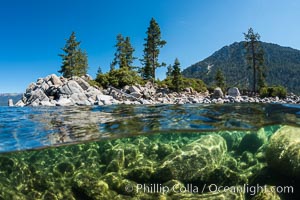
152 52 155 84
251 41 256 94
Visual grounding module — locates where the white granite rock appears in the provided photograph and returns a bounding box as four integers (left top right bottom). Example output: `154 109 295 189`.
228 87 241 97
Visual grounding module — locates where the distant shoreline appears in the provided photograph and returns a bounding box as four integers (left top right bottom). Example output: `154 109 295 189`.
0 93 22 106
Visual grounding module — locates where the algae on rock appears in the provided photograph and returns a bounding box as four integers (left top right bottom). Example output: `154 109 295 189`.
266 125 300 178
156 134 227 182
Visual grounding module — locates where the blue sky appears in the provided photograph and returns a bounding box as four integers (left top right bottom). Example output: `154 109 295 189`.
1 0 300 93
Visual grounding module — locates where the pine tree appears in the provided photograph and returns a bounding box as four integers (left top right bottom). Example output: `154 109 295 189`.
171 58 182 92
166 64 173 77
111 34 125 69
110 62 115 72
124 37 136 70
97 66 103 75
257 49 267 89
111 34 136 70
215 68 226 90
141 18 166 82
58 32 88 78
73 49 88 76
244 28 265 93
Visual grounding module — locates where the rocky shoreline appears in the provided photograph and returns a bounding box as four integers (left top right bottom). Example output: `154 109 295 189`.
11 74 300 106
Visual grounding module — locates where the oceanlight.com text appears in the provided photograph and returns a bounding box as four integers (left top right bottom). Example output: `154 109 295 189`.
125 183 294 196
208 184 294 196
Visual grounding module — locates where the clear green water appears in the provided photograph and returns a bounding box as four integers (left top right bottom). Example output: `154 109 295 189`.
0 104 300 199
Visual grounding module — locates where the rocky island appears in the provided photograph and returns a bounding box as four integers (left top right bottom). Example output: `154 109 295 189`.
11 74 300 107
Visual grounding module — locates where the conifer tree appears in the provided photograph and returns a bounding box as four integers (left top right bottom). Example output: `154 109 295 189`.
244 28 265 93
97 66 103 75
58 32 88 78
257 49 267 89
111 34 125 69
166 64 173 77
171 58 182 92
73 49 88 76
124 36 136 69
215 68 226 90
111 34 136 70
109 62 115 72
141 18 166 82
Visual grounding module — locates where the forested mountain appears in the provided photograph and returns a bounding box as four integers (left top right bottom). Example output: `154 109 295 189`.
0 93 22 106
182 42 300 94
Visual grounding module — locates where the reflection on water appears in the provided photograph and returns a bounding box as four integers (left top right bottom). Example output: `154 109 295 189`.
0 103 300 153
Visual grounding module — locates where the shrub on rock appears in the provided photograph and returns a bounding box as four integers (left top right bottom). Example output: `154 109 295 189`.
96 67 143 88
159 77 207 93
259 85 287 98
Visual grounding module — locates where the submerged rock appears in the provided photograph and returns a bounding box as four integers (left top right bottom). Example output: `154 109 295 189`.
156 134 227 182
105 148 125 173
219 131 245 151
251 185 281 200
0 156 16 175
266 126 300 178
238 129 268 154
1 128 294 199
72 173 116 199
170 187 245 200
53 161 75 177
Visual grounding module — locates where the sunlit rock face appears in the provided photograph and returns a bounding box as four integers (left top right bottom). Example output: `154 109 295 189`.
156 134 227 182
16 74 104 106
266 125 300 178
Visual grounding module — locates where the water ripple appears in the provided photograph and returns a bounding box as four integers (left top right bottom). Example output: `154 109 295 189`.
0 103 300 153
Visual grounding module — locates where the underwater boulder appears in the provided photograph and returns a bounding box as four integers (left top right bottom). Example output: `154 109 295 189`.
0 156 16 175
72 173 116 199
102 172 138 196
53 161 75 177
206 166 248 186
0 186 27 200
162 180 185 195
42 191 58 200
157 143 176 159
156 134 227 182
238 129 268 154
170 187 245 200
266 126 300 178
105 148 125 173
240 152 257 166
219 131 245 151
251 185 281 200
125 166 155 183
